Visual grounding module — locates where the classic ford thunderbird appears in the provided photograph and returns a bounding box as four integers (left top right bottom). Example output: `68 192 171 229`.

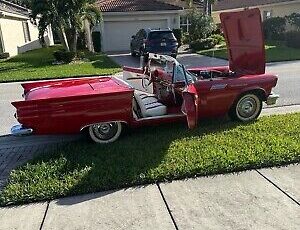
11 9 279 143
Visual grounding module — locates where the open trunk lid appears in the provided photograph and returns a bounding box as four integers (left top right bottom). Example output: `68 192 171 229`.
220 8 266 75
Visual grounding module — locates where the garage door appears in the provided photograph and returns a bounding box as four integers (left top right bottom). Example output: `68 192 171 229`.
102 20 168 52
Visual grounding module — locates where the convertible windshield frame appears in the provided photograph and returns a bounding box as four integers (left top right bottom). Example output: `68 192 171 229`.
148 53 196 86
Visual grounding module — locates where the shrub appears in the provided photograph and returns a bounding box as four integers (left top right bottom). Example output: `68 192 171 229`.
53 50 76 63
263 17 286 40
209 34 225 45
0 52 9 59
172 28 182 47
186 10 216 43
285 31 300 48
182 32 190 45
76 51 87 59
212 23 223 35
190 38 217 50
286 13 300 31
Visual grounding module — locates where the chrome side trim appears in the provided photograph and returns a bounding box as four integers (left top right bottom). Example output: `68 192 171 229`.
266 92 280 106
135 113 185 121
11 124 33 136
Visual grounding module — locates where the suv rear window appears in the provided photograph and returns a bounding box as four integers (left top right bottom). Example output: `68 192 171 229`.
148 31 176 40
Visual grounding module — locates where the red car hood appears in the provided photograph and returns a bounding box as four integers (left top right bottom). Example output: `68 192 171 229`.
220 8 265 75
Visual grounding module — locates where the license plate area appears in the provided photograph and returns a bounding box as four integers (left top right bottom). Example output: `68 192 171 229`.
160 42 167 46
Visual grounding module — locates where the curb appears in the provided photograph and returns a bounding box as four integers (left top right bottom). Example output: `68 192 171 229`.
262 104 300 116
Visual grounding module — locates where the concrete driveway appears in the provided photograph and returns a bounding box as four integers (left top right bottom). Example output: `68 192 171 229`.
107 52 228 68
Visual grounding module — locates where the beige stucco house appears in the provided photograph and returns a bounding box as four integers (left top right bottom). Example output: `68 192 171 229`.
212 0 300 23
0 0 54 57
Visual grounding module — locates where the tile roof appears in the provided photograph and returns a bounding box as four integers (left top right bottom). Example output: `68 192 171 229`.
0 0 30 16
213 0 298 11
96 0 183 12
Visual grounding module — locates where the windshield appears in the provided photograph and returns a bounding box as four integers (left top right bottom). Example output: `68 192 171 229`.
173 62 197 84
147 53 197 84
148 31 176 41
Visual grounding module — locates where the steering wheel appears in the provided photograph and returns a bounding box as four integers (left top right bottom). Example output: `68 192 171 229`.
142 67 153 90
166 83 177 104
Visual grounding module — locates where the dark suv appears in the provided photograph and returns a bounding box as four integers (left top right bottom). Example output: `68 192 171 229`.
130 29 178 58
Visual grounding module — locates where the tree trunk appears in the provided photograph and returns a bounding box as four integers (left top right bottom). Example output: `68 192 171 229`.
58 25 70 51
84 20 94 52
208 1 212 16
70 28 78 53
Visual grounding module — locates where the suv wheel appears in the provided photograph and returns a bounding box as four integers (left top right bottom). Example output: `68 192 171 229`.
131 51 136 57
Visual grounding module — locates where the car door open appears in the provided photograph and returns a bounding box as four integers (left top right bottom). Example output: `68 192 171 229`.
182 85 198 129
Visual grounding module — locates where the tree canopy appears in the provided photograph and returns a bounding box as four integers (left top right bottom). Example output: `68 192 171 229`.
30 0 102 52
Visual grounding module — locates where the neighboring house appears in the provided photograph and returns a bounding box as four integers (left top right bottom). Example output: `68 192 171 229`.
95 0 184 52
160 0 204 33
0 0 54 57
212 0 300 23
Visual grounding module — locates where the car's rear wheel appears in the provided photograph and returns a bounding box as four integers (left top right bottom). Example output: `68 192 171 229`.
131 48 136 57
88 122 122 144
229 93 262 122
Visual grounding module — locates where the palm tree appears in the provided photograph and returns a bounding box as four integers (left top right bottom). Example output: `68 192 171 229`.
7 0 31 8
66 0 102 52
31 0 70 51
31 0 101 52
186 0 216 15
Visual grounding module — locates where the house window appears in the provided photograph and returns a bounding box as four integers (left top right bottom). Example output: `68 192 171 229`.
180 16 191 33
263 11 272 20
22 21 31 43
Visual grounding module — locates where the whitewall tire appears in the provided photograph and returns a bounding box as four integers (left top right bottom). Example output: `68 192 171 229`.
230 93 262 122
88 122 122 144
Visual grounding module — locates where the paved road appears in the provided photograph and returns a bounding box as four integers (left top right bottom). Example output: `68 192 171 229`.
0 54 299 136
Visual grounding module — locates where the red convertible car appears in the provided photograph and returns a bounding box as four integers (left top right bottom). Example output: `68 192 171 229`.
11 9 279 143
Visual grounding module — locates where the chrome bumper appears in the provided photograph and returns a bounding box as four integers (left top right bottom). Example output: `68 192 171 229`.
266 92 280 106
11 124 33 136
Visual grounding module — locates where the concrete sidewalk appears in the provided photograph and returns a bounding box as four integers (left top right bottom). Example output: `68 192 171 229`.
0 164 299 230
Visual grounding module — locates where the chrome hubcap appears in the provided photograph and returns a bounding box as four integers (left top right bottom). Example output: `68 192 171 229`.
92 122 118 140
238 97 257 118
99 124 110 134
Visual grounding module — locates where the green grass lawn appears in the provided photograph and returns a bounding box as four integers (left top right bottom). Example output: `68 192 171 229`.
0 113 299 206
0 46 121 82
198 41 300 63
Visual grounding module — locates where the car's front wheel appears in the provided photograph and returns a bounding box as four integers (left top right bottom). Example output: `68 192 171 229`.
229 93 262 122
88 122 122 144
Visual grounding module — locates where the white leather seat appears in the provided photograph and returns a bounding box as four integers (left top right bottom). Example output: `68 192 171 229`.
134 91 167 118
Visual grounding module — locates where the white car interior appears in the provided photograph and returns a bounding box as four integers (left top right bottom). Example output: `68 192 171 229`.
134 90 167 118
124 54 194 120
